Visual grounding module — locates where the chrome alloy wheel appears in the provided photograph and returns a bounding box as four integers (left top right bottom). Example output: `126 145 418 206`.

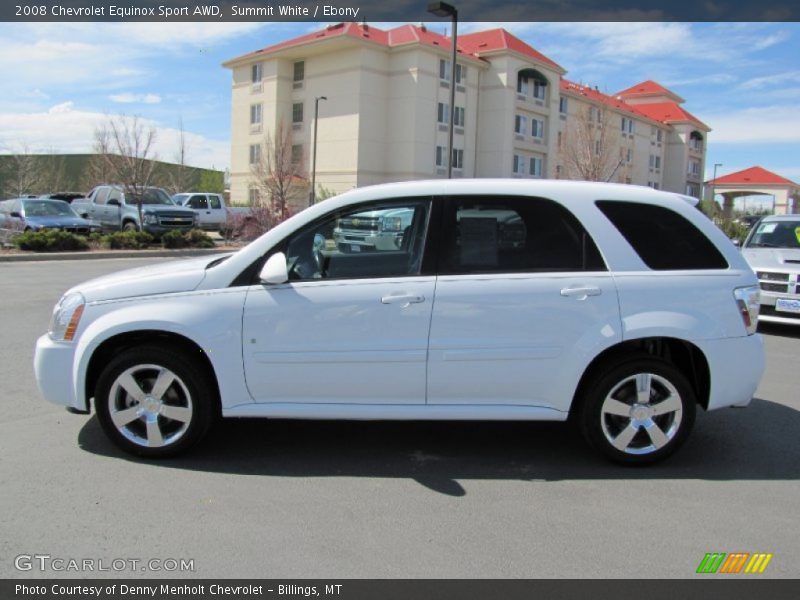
107 364 194 448
599 373 683 456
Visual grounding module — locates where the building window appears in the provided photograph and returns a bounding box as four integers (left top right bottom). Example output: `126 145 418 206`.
451 148 464 170
436 145 447 167
656 129 663 142
251 63 262 83
513 154 525 175
517 76 529 95
293 61 305 82
250 104 262 125
248 186 260 206
626 148 633 163
291 144 302 166
455 63 466 84
531 118 544 139
557 131 562 148
621 117 634 134
595 140 601 156
529 156 543 177
649 154 655 168
559 97 568 114
454 106 465 128
514 114 527 135
437 102 449 125
533 80 546 100
292 102 304 124
440 60 465 84
653 182 660 190
655 156 661 169
688 159 701 176
249 144 261 165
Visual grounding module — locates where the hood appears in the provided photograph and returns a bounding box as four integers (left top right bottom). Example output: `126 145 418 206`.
68 255 225 302
742 247 800 271
26 216 96 228
141 205 196 215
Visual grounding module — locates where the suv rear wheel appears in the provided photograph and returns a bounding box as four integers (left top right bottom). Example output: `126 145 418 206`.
579 357 696 465
95 345 215 458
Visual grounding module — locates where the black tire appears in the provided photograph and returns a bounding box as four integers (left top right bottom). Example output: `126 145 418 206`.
94 345 216 458
122 221 138 232
578 357 696 465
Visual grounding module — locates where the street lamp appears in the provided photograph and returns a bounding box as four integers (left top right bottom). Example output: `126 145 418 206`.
428 1 458 179
309 95 327 206
712 162 722 214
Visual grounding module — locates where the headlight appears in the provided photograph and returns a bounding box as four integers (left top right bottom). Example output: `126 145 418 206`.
381 217 403 232
48 292 86 342
143 214 158 224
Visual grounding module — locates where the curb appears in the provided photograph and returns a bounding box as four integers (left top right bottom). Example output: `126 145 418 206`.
0 247 237 263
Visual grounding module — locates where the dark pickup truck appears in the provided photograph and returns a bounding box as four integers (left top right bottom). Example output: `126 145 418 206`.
72 185 197 236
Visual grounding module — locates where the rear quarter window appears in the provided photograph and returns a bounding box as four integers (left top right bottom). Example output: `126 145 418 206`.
596 200 728 270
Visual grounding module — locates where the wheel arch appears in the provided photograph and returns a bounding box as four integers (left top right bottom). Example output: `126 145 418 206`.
84 330 221 414
570 337 711 415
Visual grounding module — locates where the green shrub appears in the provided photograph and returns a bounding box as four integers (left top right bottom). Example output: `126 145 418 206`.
106 231 154 250
717 220 750 244
161 229 215 249
14 230 89 252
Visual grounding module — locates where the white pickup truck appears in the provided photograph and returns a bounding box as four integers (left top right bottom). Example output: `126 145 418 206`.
172 192 249 234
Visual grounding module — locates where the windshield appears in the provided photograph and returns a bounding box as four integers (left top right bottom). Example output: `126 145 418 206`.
172 193 190 204
22 200 77 217
744 220 800 249
129 188 174 205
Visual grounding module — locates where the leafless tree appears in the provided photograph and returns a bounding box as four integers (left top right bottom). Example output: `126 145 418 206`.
250 120 307 228
559 103 621 182
93 114 159 226
2 143 43 197
165 118 194 195
83 123 115 190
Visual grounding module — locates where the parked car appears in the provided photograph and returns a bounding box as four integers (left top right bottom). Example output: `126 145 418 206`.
172 192 249 235
0 198 100 234
72 185 196 237
333 207 415 252
34 180 764 464
741 214 800 325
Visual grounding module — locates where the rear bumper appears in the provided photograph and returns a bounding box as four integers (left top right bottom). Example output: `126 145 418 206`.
696 334 765 410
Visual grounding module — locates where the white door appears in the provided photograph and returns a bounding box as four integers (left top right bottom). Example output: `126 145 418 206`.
242 198 434 404
427 195 621 412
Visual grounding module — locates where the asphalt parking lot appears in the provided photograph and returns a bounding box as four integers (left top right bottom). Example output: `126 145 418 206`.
1 257 799 579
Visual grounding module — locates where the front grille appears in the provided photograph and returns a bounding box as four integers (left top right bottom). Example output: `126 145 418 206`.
760 282 790 293
158 216 194 228
338 217 380 232
756 271 789 282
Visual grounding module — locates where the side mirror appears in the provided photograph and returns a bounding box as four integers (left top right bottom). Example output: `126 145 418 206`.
9 211 22 218
259 252 289 285
79 213 89 219
107 199 120 207
732 239 742 248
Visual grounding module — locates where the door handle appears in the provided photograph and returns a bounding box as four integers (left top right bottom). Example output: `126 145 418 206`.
560 286 602 300
381 293 425 307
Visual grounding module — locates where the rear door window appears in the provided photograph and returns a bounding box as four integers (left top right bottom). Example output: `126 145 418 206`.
440 196 606 274
209 195 222 210
596 200 728 270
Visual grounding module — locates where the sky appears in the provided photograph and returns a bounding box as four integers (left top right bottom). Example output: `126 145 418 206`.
0 20 798 186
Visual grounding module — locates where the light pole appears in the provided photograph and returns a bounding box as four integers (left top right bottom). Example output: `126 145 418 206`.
309 95 327 206
428 1 458 179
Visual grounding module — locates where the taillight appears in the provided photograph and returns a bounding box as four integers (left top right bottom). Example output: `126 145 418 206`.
734 286 760 335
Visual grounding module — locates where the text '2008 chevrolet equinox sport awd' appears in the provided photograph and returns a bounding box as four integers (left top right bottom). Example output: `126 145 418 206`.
34 180 764 464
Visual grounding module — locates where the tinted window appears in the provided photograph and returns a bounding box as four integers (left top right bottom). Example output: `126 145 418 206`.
440 196 605 274
596 200 728 270
189 195 208 209
283 200 430 282
209 195 222 210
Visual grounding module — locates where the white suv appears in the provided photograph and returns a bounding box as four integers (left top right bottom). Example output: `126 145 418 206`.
34 180 764 464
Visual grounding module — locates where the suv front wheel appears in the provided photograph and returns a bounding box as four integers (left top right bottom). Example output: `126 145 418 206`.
579 357 696 465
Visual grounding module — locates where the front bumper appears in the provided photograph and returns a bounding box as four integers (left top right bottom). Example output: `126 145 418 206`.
34 334 82 411
141 223 195 237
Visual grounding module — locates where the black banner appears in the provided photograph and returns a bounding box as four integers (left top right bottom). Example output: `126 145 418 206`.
5 580 800 600
2 0 799 22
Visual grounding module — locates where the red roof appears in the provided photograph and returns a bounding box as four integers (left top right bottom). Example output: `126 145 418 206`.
707 166 799 187
226 23 488 65
458 29 563 71
559 79 660 123
631 102 709 130
617 80 684 102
